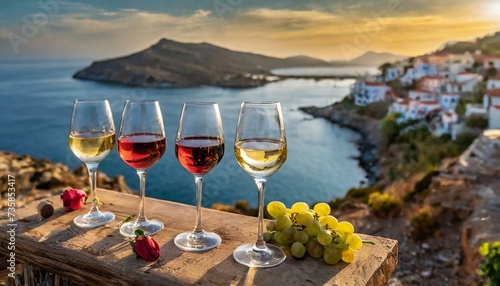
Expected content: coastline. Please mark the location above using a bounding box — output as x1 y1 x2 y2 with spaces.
299 101 385 185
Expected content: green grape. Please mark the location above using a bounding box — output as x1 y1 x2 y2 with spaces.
346 233 363 250
313 202 331 217
306 237 324 258
267 201 287 219
263 231 272 242
342 248 355 263
317 229 333 246
281 227 296 244
294 230 309 244
274 231 285 245
296 211 314 225
338 221 354 234
333 236 348 250
286 208 292 218
306 219 322 236
320 215 339 230
291 242 306 258
323 246 342 265
291 202 309 214
266 220 276 231
275 215 293 231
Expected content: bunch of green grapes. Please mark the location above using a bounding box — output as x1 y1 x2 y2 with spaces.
264 201 364 265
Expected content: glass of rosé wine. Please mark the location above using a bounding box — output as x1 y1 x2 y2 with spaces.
68 100 116 228
174 102 224 251
118 100 166 237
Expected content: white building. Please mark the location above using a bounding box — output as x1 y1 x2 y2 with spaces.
486 76 500 90
485 89 500 129
417 76 446 93
439 93 460 111
445 72 482 93
352 80 392 106
385 67 400 81
434 111 459 136
409 90 437 101
490 105 500 129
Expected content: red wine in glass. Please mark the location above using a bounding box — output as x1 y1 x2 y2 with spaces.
175 136 224 175
118 133 166 169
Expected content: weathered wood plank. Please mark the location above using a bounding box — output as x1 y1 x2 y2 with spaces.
0 189 398 285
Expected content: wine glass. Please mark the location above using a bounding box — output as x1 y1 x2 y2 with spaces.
68 100 116 228
174 102 224 251
117 100 166 237
233 101 287 267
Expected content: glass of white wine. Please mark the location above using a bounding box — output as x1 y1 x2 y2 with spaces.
233 101 287 267
68 100 116 228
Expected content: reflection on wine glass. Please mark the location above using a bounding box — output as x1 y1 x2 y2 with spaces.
118 100 166 237
174 102 224 251
68 100 116 228
233 101 287 267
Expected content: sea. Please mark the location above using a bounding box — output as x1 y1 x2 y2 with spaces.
0 60 375 208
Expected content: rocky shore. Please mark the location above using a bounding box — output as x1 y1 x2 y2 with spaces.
299 103 386 183
0 151 132 209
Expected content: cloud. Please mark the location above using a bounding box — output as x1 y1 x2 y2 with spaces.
0 1 498 60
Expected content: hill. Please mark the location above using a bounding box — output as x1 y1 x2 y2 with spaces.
330 51 407 67
73 38 332 88
436 31 500 56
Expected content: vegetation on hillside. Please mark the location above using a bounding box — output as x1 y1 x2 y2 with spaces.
438 32 500 56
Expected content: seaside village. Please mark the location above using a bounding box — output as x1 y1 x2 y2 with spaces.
351 50 500 138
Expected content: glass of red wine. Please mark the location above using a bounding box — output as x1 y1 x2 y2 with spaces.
117 100 166 237
174 102 224 251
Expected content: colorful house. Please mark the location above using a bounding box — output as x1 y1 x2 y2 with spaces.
445 72 482 93
352 80 392 106
416 76 446 93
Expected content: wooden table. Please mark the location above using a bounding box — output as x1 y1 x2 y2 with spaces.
0 189 398 286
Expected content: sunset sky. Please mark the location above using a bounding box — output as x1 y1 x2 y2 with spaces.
1 0 499 61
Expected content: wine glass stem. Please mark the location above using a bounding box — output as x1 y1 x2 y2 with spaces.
86 163 99 214
254 178 267 250
193 174 204 234
137 170 147 222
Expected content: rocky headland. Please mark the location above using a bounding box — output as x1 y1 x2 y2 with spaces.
73 38 332 88
299 102 386 183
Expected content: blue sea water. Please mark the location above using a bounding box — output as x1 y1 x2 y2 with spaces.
0 59 367 208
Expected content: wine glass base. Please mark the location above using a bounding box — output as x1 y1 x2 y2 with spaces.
233 243 286 268
119 219 164 237
174 231 221 252
73 211 115 228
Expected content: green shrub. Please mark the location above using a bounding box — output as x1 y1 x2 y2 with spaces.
455 132 478 152
465 114 489 129
329 186 378 209
410 206 439 241
405 170 440 202
478 241 500 286
368 192 401 217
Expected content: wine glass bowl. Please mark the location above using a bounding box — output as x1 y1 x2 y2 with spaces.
118 100 166 237
174 102 224 252
233 101 287 267
68 100 116 228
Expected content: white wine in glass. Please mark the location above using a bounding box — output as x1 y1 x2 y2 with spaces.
233 101 287 267
68 100 116 228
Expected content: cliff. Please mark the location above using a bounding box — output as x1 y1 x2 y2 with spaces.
73 38 332 88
